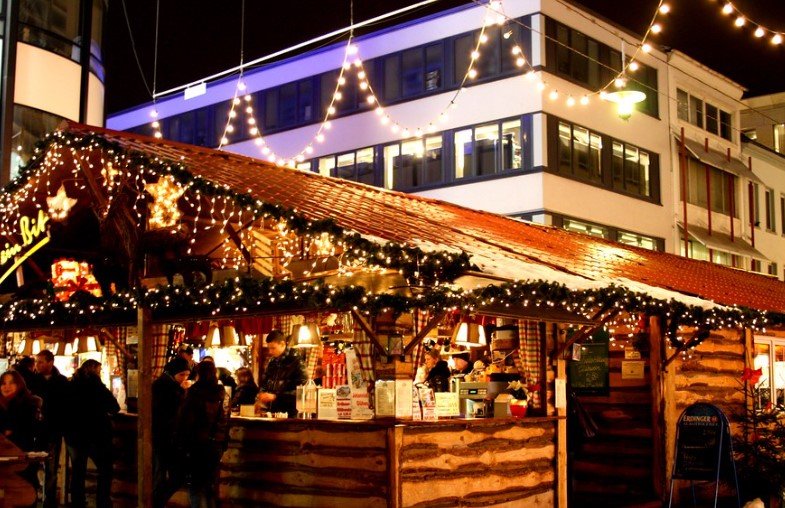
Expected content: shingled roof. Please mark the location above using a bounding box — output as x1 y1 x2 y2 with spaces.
62 122 785 313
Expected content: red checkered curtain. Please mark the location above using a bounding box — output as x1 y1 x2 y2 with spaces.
350 317 375 383
151 324 169 378
411 309 430 379
517 320 542 409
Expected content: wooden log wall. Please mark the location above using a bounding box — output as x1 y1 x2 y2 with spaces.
399 419 557 507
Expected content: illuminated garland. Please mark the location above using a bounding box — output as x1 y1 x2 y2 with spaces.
0 277 775 348
7 129 472 285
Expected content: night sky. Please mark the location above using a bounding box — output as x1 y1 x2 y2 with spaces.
104 0 785 114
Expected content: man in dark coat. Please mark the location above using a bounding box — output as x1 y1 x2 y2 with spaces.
33 350 69 507
258 330 307 417
152 357 191 508
65 359 120 508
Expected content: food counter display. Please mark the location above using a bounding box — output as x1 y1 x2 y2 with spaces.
108 413 560 508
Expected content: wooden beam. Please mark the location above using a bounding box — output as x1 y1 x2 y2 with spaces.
403 311 446 355
648 316 665 500
554 306 617 359
350 309 386 356
99 327 134 361
556 323 568 508
225 223 252 266
136 308 153 507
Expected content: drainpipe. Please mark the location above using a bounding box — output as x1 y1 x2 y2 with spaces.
680 128 689 257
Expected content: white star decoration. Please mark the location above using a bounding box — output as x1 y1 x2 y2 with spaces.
47 184 77 221
145 176 185 229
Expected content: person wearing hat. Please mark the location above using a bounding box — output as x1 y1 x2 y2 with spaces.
152 357 191 508
257 330 307 417
451 352 474 376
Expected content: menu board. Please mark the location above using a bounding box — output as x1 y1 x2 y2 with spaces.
569 342 609 395
673 403 727 480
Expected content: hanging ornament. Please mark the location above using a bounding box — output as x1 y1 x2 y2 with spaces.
145 176 185 229
46 184 77 221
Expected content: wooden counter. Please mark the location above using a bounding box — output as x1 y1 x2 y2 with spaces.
111 414 559 507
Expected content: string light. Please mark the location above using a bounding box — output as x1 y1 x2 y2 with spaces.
715 2 785 45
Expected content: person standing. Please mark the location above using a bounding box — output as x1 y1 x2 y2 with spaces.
152 358 191 508
33 350 69 508
231 367 259 408
0 370 42 451
257 331 307 417
65 360 120 508
176 360 228 508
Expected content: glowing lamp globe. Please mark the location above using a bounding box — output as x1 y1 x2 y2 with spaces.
603 90 646 120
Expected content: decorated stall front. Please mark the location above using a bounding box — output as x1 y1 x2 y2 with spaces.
1 123 784 507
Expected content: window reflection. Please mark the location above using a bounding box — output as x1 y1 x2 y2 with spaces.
11 105 65 180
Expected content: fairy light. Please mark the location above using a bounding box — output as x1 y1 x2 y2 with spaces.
715 2 785 45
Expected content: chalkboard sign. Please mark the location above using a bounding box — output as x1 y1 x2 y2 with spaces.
673 403 726 480
568 342 609 395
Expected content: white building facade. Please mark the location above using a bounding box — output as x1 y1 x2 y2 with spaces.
107 0 785 279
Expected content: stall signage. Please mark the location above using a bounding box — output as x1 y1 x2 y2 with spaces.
0 210 50 285
568 342 610 395
673 403 728 480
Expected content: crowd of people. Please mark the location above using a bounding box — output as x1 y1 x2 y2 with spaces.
0 329 307 508
0 351 118 508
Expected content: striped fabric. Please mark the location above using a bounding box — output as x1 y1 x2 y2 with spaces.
517 320 542 409
151 324 169 378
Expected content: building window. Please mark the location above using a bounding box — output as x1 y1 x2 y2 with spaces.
454 119 524 179
612 141 651 197
775 124 785 154
768 262 779 277
676 89 733 141
557 121 602 182
326 147 375 185
780 195 785 235
753 338 785 410
751 259 762 272
563 219 609 239
753 183 760 227
383 135 443 190
546 19 658 117
11 105 66 179
684 159 736 216
765 188 775 231
616 231 657 250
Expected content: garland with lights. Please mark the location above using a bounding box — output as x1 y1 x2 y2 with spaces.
0 277 777 349
7 129 472 284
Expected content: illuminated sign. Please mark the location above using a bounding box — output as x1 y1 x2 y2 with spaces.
0 209 50 285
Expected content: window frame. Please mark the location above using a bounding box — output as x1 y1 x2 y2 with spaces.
753 336 785 411
676 88 734 142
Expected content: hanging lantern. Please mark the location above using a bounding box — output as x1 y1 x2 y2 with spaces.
291 323 320 348
451 318 487 348
207 321 240 347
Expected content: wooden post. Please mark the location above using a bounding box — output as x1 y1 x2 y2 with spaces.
387 425 403 508
648 316 665 499
556 325 568 508
661 325 677 504
137 308 153 507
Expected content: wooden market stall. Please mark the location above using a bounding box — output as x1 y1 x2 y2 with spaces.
1 123 785 507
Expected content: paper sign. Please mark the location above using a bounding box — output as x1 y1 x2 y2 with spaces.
418 386 437 421
375 380 395 417
350 385 374 420
411 386 422 420
435 392 460 417
395 380 413 418
621 360 645 379
336 385 352 419
624 349 642 360
317 389 338 419
572 343 582 361
127 369 139 398
555 379 567 409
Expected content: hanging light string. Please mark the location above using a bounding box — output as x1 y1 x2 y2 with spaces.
217 0 247 149
718 1 784 45
149 0 163 139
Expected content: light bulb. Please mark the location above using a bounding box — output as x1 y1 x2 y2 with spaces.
471 50 480 60
151 121 160 128
338 76 346 86
249 127 258 135
244 94 252 101
722 3 733 15
375 107 384 116
754 27 765 37
468 68 478 79
245 106 253 113
479 34 488 43
614 77 627 88
154 132 163 139
254 138 263 146
262 147 271 154
220 136 229 144
316 133 325 143
580 95 589 106
229 110 237 118
566 96 576 107
353 58 362 67
327 106 336 115
734 16 745 27
515 57 525 67
324 121 332 129
651 23 662 34
237 80 247 91
773 34 783 45
548 90 559 101
629 61 640 71
358 70 366 79
334 91 343 100
503 30 512 39
359 81 369 90
380 116 389 125
347 44 359 55
525 70 537 80
305 146 314 154
536 81 546 91
659 4 670 14
366 95 376 104
512 46 521 55
226 124 234 133
150 109 159 118
391 124 399 133
233 97 241 105
642 43 652 53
